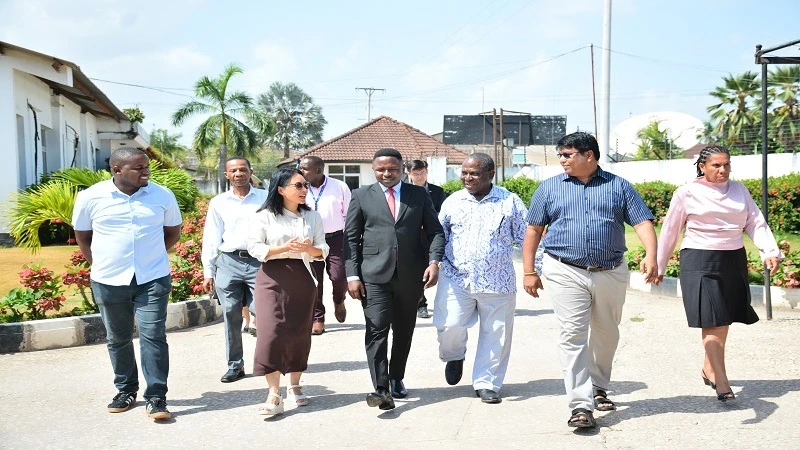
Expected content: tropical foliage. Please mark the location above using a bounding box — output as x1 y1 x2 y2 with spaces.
633 120 683 160
5 164 198 252
257 82 326 158
123 106 145 124
706 66 800 154
150 128 188 163
172 64 268 192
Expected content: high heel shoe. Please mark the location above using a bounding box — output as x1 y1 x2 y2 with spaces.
701 370 716 390
258 392 284 416
286 385 309 407
717 391 735 402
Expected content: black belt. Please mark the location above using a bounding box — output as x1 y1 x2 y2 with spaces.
325 230 343 238
545 251 622 272
226 250 255 259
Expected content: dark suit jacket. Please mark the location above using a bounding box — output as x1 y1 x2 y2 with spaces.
345 182 444 285
426 183 446 213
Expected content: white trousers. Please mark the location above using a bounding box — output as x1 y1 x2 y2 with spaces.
433 272 516 391
542 253 628 411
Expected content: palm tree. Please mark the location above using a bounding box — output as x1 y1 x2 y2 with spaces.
634 120 682 160
768 65 800 151
707 71 760 151
171 64 265 193
150 128 187 162
257 82 326 159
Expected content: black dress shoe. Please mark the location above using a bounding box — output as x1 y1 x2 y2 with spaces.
445 359 464 385
475 389 501 404
390 379 408 399
366 388 395 410
220 367 245 383
417 306 431 319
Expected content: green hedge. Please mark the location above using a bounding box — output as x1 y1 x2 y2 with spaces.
632 181 677 225
439 177 540 207
740 173 800 233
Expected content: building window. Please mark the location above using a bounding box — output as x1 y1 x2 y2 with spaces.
328 164 360 189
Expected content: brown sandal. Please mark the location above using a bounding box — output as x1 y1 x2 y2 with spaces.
568 408 596 428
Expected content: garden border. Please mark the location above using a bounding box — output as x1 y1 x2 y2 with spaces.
628 272 799 310
0 296 222 354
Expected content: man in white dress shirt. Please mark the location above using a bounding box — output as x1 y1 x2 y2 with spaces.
434 153 527 404
299 156 352 335
73 147 182 420
202 157 267 383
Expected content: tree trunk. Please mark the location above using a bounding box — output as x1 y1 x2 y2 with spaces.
219 142 228 193
283 137 290 159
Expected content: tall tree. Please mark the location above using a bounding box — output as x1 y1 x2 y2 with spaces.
149 128 187 162
707 71 760 152
171 64 265 193
257 82 326 159
768 65 800 151
634 120 682 160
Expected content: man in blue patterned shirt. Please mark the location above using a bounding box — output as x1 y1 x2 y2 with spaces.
433 153 528 404
522 132 658 428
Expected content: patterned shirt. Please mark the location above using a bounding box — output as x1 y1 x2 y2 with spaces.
526 167 654 269
439 185 528 294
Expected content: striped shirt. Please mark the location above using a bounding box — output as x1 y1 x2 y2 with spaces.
526 167 654 269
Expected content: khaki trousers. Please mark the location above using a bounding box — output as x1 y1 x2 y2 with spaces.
542 253 628 411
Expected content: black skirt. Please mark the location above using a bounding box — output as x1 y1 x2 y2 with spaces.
679 248 759 328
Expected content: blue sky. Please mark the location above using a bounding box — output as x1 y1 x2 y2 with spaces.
2 0 798 150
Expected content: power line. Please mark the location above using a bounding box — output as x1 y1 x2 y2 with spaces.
355 87 385 121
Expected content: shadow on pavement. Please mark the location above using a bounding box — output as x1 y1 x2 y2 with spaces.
594 378 800 427
305 360 369 374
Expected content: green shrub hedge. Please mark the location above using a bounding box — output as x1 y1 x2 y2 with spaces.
632 181 677 225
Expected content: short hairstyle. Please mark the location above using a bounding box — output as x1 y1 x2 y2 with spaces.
465 153 495 173
300 155 324 169
694 145 730 177
373 148 403 162
406 159 428 171
109 147 147 168
556 132 600 160
226 156 251 169
258 167 311 215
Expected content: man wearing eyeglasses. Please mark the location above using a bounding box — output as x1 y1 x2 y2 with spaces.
299 156 352 335
201 157 267 384
521 132 658 429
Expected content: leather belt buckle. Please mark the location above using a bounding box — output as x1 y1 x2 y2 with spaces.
236 250 251 259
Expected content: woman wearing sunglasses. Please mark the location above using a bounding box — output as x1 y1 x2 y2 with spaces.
247 167 329 416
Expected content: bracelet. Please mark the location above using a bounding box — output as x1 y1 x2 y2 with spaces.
523 272 538 276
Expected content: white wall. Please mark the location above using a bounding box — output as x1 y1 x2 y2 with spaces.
521 153 800 185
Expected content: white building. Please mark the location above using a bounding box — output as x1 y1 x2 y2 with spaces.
0 41 149 236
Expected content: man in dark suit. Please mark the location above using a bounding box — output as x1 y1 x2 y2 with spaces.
405 159 446 319
345 148 445 410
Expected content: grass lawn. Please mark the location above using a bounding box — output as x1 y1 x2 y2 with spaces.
0 245 86 311
624 225 800 255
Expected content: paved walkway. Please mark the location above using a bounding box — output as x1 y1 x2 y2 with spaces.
2 265 799 449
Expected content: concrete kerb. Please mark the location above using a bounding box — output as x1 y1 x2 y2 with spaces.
0 296 222 354
627 271 799 309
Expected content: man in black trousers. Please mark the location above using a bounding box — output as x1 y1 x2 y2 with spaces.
405 159 446 319
345 148 445 410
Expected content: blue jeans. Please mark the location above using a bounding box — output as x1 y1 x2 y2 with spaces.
92 275 171 400
213 252 258 370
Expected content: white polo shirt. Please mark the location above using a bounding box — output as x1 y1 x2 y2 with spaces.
72 179 183 286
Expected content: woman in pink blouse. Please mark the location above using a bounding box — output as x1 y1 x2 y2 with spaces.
656 145 781 402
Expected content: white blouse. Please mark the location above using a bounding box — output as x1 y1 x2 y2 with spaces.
247 207 330 285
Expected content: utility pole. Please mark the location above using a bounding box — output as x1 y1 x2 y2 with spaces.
598 0 612 168
355 87 385 121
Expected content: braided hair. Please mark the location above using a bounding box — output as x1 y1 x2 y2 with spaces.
694 145 730 177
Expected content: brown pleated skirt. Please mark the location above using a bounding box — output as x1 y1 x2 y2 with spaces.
252 259 316 376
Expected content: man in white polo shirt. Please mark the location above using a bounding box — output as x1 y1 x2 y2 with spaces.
201 157 267 383
299 155 352 335
73 147 182 420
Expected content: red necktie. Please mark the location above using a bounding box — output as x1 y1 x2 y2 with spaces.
387 187 396 219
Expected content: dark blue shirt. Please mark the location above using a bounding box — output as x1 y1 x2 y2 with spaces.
526 167 654 269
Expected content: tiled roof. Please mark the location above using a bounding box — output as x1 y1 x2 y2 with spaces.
279 116 468 166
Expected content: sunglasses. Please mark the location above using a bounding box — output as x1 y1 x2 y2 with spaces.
285 182 311 190
556 151 582 160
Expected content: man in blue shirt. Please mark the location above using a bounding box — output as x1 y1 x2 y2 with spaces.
522 132 658 428
434 154 528 404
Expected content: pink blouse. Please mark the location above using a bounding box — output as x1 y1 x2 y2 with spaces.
656 178 781 276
